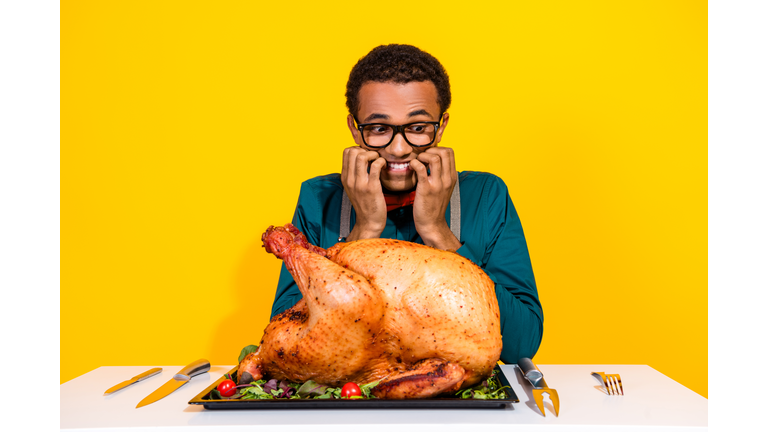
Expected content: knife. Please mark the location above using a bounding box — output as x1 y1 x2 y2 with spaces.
518 357 560 417
135 359 210 408
103 367 163 395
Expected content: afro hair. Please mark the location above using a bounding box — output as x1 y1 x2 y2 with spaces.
345 44 451 118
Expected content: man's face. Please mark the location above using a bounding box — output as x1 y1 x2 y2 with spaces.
347 81 449 192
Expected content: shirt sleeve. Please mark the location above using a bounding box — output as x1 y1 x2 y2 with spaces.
454 175 544 362
269 181 322 317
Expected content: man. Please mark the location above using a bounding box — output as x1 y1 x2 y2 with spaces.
270 44 543 362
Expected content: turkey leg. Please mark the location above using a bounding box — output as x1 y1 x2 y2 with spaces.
371 358 468 399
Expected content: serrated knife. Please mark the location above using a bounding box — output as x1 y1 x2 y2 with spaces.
518 357 560 417
135 359 210 408
103 367 163 395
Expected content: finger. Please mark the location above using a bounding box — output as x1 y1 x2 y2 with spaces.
417 151 442 180
425 147 455 186
368 157 386 181
410 158 429 185
355 150 380 183
342 147 354 186
343 147 368 186
450 152 458 185
345 146 364 177
437 147 456 185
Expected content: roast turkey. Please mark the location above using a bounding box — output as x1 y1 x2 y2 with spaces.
238 223 502 399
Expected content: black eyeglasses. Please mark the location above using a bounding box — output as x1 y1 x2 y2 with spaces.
354 117 441 148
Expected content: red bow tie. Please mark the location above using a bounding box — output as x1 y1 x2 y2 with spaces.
383 190 417 212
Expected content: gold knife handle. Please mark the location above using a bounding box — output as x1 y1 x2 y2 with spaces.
175 359 211 380
131 367 163 382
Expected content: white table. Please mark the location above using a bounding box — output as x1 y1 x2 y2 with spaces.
61 364 707 431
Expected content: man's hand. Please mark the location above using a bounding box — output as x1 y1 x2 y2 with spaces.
410 147 462 251
341 146 387 241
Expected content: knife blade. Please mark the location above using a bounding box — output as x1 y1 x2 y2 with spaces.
518 357 560 417
104 367 163 395
135 359 210 408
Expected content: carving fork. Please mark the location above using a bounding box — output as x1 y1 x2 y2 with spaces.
518 357 560 417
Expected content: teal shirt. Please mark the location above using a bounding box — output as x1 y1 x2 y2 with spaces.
270 171 543 362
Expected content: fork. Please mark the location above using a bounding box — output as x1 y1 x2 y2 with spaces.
591 372 624 395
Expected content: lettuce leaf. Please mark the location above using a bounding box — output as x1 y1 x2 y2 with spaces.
237 345 259 363
296 380 330 398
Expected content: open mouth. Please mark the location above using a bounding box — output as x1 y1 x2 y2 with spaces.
387 162 411 172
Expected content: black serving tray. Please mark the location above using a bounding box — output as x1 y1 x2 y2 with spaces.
189 365 518 410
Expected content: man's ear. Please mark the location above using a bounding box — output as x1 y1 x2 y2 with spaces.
347 114 361 145
435 112 450 144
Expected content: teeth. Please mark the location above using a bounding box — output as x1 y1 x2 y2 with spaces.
388 162 409 170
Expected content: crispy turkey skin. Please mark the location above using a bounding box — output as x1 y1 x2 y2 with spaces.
238 224 502 399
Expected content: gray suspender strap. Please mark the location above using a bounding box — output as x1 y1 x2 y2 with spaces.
338 176 461 242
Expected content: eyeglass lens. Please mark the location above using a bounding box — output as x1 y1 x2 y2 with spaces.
362 123 436 147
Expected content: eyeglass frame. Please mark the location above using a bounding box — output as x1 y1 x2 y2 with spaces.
353 116 443 149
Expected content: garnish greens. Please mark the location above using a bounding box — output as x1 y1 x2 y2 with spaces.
239 379 380 400
456 369 510 399
224 345 508 401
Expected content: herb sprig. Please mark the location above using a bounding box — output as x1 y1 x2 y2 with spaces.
456 369 510 399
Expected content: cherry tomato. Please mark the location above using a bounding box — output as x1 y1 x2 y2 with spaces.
217 379 237 397
341 382 362 398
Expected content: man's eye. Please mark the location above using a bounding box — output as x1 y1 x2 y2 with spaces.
369 126 390 134
407 124 428 133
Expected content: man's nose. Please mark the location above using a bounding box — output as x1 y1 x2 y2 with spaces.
387 132 412 158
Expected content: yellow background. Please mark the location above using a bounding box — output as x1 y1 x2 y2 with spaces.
62 1 707 397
